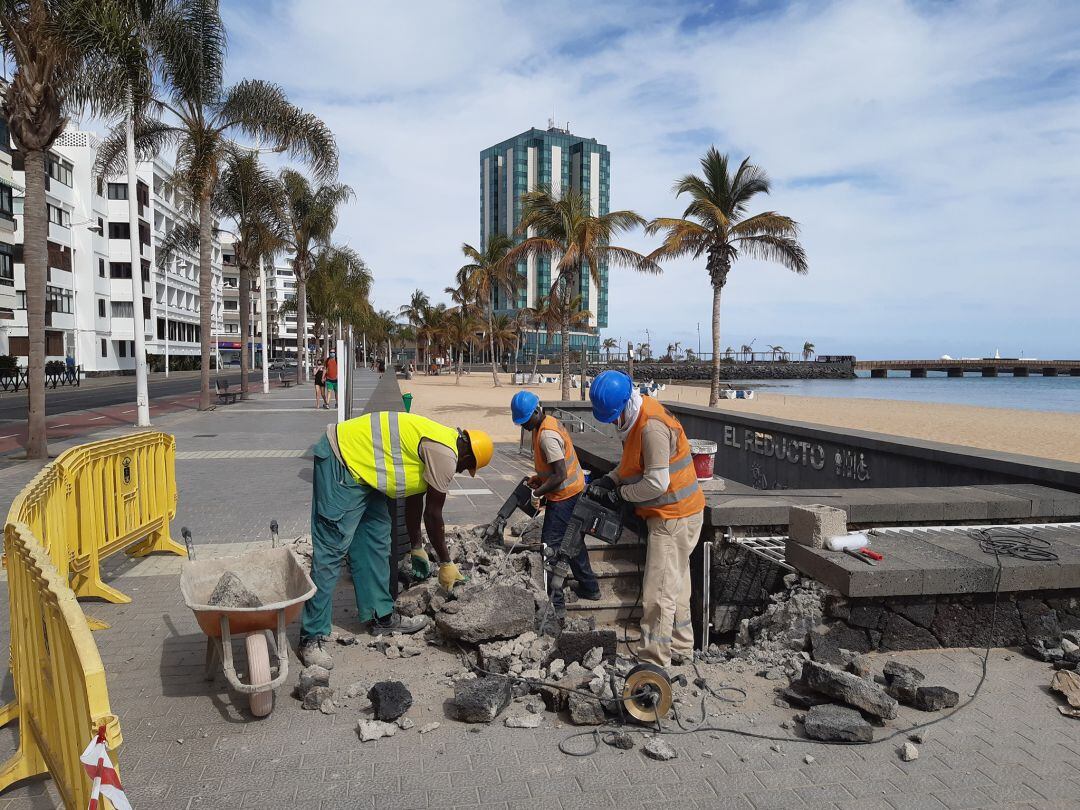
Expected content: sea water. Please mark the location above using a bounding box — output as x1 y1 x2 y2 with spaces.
760 372 1080 414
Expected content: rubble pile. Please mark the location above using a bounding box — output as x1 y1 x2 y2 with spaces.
1025 628 1080 669
206 571 263 608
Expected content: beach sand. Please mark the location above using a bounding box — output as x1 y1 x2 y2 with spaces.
401 372 1080 463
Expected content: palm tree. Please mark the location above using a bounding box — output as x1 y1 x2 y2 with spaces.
803 341 815 361
627 341 635 381
1 1 131 457
768 344 785 361
399 289 430 366
416 303 448 373
460 234 516 387
602 337 618 362
310 246 372 357
445 306 482 383
508 185 660 399
214 152 286 398
489 313 517 369
647 148 808 406
98 2 338 409
279 170 353 383
740 342 755 362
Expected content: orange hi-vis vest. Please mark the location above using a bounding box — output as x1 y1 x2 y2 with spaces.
532 415 586 501
616 397 706 519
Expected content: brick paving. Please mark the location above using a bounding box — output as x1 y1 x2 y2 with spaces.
2 373 1080 807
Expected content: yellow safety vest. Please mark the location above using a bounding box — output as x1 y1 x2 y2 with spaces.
336 412 461 498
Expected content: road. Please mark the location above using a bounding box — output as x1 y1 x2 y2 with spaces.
0 370 255 457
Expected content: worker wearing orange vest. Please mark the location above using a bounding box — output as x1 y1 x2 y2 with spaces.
589 371 706 668
511 391 601 617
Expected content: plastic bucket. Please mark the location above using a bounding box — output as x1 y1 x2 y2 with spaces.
689 439 717 481
402 392 413 413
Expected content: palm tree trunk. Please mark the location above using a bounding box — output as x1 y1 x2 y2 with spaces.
455 346 462 385
709 280 723 407
560 312 571 400
295 272 307 384
488 310 500 387
23 150 48 459
198 194 213 411
531 328 540 380
239 263 251 399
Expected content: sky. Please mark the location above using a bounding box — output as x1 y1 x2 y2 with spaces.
223 0 1080 360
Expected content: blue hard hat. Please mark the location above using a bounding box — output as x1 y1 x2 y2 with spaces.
590 370 634 423
511 390 541 425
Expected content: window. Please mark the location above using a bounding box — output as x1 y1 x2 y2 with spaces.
97 217 104 233
108 222 130 240
223 300 238 311
98 298 106 318
47 156 73 187
45 285 72 315
143 297 151 320
109 262 132 279
98 258 105 278
0 183 12 221
0 244 12 288
118 341 127 358
157 318 165 339
100 339 108 358
96 177 104 198
47 203 69 227
110 301 134 318
107 183 128 200
16 291 26 309
47 241 72 272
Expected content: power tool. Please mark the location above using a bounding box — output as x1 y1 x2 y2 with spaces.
482 476 539 546
546 485 643 594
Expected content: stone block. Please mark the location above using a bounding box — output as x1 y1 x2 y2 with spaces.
809 624 872 666
802 703 873 743
788 505 848 549
914 686 959 711
881 613 940 651
802 660 898 720
367 681 413 722
554 629 617 665
435 585 537 643
449 676 512 723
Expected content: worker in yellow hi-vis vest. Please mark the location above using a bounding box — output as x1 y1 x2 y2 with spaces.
298 410 494 670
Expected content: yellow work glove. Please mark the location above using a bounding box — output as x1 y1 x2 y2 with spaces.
438 562 465 591
410 548 431 579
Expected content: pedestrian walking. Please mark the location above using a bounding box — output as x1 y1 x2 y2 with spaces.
325 351 338 407
313 358 328 409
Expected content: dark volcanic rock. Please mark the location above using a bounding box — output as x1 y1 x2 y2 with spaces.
778 684 832 709
802 660 898 720
881 613 940 651
1018 600 1061 642
883 661 925 685
847 605 887 631
207 571 262 608
802 704 873 743
367 681 413 721
567 692 605 725
604 731 635 750
554 629 617 666
810 624 872 665
449 677 512 723
435 586 536 643
891 601 936 629
886 676 919 706
914 686 959 712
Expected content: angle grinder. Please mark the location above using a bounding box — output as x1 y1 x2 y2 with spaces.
621 663 674 723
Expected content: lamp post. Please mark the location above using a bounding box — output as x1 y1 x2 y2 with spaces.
260 254 269 393
124 111 151 427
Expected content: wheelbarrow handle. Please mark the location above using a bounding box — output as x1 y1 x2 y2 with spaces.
269 519 279 548
181 526 195 561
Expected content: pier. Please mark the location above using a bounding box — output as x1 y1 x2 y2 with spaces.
855 359 1080 378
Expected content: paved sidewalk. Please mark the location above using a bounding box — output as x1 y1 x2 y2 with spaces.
2 374 1080 808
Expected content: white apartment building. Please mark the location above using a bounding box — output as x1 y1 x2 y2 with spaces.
7 126 223 373
0 119 17 349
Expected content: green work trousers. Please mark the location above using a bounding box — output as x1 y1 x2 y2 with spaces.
300 434 394 641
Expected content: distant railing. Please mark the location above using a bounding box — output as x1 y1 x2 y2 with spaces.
0 366 83 392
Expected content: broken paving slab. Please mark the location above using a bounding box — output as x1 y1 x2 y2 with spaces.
448 676 512 723
435 585 537 643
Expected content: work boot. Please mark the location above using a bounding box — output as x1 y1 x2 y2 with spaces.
297 636 334 670
372 612 430 636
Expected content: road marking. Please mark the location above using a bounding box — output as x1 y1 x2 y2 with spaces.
176 449 309 460
89 416 107 421
219 408 331 413
53 423 69 428
0 434 17 439
121 410 134 414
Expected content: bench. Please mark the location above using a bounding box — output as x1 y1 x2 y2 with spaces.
278 373 293 389
215 378 239 405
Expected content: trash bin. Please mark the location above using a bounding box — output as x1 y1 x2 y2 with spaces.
402 393 413 412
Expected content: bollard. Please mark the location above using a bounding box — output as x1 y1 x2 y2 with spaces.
402 392 413 413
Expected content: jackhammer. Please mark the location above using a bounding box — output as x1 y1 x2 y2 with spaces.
482 476 539 546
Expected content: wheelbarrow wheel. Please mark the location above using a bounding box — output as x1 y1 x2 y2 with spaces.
245 632 274 717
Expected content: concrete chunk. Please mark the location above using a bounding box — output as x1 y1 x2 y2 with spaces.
449 676 512 723
435 586 536 643
803 703 873 743
802 660 898 720
789 505 848 549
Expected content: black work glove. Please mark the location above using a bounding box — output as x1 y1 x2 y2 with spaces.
588 474 616 494
587 481 621 511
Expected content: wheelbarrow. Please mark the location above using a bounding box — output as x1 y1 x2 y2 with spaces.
179 521 315 717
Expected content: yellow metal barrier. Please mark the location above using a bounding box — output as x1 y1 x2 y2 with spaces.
6 431 185 603
0 522 123 808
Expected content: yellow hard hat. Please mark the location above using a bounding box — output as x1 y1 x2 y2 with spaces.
464 429 493 476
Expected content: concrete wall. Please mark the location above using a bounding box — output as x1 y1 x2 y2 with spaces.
590 360 855 381
546 400 1080 493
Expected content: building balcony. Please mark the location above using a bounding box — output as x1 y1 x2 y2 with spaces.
222 284 239 297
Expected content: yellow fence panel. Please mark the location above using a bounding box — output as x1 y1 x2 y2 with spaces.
6 431 185 604
0 523 122 809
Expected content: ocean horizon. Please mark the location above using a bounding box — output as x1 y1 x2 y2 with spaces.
746 371 1080 414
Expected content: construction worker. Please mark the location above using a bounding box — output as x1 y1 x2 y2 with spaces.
298 410 495 669
588 370 705 668
510 391 601 616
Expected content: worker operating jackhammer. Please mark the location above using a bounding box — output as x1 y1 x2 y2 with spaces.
588 371 705 668
510 391 601 620
298 410 494 670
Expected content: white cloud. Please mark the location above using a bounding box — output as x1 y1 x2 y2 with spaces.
223 0 1080 359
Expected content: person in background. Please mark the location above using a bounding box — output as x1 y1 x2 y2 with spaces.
298 410 495 669
510 391 601 618
325 351 339 407
588 370 705 668
313 357 328 409
65 352 76 383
